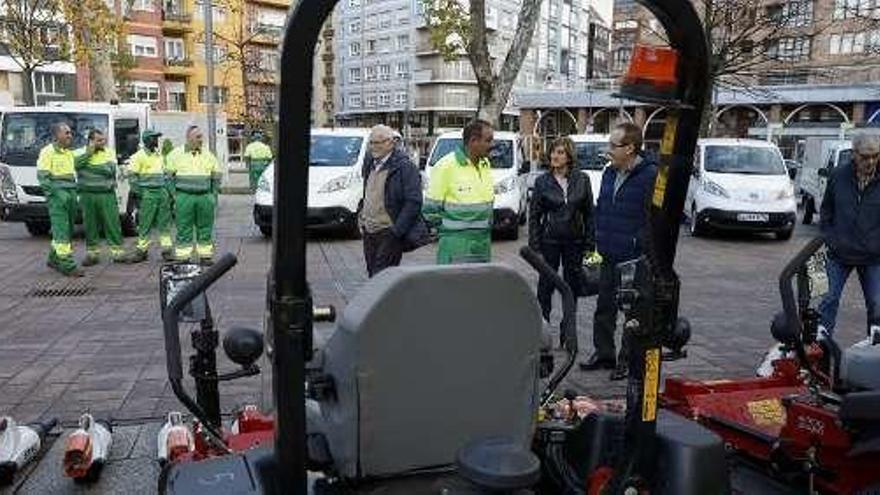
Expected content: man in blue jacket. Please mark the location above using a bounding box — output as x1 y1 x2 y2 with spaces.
360 125 428 277
580 123 657 380
818 132 880 336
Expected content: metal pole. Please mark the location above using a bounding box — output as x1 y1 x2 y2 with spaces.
204 0 217 154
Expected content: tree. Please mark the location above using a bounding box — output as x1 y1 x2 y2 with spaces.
421 0 543 127
63 0 129 102
1 0 70 105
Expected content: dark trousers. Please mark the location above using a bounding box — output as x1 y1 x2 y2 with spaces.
537 241 583 321
363 229 403 277
592 259 626 360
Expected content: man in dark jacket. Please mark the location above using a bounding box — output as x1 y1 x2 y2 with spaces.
818 132 880 335
580 123 657 380
360 125 428 277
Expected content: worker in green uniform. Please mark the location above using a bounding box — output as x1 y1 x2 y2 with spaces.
423 119 496 264
126 129 173 262
166 125 222 264
37 123 83 277
75 128 125 265
243 130 273 192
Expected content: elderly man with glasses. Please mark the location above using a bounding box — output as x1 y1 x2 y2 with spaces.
818 131 880 338
359 125 428 277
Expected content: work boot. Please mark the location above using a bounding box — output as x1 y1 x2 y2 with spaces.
198 257 214 267
161 249 174 262
81 254 100 267
48 260 84 278
124 250 148 264
67 267 85 278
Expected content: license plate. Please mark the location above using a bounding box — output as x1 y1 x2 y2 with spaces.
737 213 769 222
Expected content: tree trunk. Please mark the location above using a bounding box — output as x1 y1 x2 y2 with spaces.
21 67 36 105
476 80 502 128
89 47 119 102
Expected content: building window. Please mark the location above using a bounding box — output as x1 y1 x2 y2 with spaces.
379 64 391 80
550 0 559 18
349 42 361 56
128 34 158 57
766 36 811 61
34 73 66 97
760 71 809 85
365 66 377 81
365 94 377 108
194 0 226 22
828 32 867 54
833 0 876 19
166 82 187 111
378 92 390 106
396 61 409 79
128 81 160 103
348 0 360 7
132 0 154 11
258 48 279 72
164 38 185 60
380 14 392 28
198 85 228 104
397 34 410 50
349 67 362 83
366 39 376 55
395 91 407 105
613 47 631 70
349 93 362 108
379 37 390 53
349 21 360 33
194 42 226 62
398 12 409 24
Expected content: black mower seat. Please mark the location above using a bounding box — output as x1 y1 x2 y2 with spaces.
840 342 880 391
456 436 541 491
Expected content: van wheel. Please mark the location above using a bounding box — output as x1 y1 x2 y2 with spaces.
802 197 815 225
775 228 794 241
259 225 272 237
25 220 50 237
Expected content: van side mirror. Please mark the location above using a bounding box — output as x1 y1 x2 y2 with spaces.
818 167 829 178
788 167 798 181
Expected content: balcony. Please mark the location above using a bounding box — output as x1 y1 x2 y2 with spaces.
414 94 477 110
248 25 284 45
163 57 194 75
162 10 193 31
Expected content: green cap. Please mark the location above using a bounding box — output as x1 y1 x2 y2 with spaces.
142 129 162 141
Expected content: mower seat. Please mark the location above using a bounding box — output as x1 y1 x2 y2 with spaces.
840 341 880 391
311 264 543 480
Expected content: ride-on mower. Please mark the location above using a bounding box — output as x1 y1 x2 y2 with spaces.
154 0 880 492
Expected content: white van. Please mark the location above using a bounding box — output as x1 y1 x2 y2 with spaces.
686 138 797 240
569 133 610 203
254 127 371 237
423 130 528 240
798 138 851 225
0 104 146 236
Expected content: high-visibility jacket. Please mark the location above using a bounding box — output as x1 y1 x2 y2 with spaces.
36 144 77 193
74 147 118 193
129 148 168 189
243 141 273 166
423 148 495 263
166 146 222 194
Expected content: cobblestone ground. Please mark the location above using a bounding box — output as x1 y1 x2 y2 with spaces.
0 194 867 494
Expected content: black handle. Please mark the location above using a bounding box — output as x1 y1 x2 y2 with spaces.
520 246 578 405
778 236 826 381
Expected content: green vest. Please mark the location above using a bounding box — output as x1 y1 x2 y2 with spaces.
36 144 77 191
129 148 167 188
75 147 118 193
244 141 273 167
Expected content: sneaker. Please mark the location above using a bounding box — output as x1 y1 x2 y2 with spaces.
81 255 100 267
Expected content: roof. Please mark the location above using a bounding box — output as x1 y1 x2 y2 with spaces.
698 138 777 148
512 83 880 109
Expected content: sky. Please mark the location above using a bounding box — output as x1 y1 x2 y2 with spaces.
593 0 614 27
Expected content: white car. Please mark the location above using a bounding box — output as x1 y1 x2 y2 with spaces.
686 138 797 240
423 130 529 240
569 133 610 203
254 128 371 237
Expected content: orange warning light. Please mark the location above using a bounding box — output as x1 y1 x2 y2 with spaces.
619 45 680 103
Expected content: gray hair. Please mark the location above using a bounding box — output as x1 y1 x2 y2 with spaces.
370 124 395 141
852 131 880 151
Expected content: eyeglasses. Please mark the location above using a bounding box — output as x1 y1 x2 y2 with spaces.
369 138 391 145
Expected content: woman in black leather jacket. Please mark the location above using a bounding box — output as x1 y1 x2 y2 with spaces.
528 136 596 322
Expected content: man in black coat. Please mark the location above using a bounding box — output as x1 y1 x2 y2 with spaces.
818 132 880 336
360 125 428 277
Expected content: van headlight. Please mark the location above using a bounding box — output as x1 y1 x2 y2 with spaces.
319 172 358 193
701 179 729 198
256 172 271 194
494 176 517 195
0 165 18 203
776 185 794 200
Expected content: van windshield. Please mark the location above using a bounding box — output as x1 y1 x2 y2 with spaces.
309 135 364 167
428 138 513 169
704 145 786 175
0 112 109 167
575 141 609 170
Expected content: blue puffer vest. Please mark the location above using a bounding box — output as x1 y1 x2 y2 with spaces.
595 156 658 263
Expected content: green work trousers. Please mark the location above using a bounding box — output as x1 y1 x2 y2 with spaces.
436 229 492 265
174 191 216 260
247 161 269 192
46 188 78 273
80 191 124 259
136 187 173 253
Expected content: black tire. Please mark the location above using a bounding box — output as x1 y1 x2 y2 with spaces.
802 197 815 225
775 228 793 241
25 220 50 237
259 225 272 237
689 205 704 237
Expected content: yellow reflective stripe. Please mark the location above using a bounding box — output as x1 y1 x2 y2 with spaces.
137 238 151 251
196 244 213 257
109 246 125 256
441 218 492 230
159 235 173 249
175 246 193 259
52 241 73 256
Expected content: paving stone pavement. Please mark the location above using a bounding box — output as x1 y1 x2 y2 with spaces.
0 194 868 494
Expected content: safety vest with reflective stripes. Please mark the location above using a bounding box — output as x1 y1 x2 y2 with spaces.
129 148 167 188
423 148 494 232
36 144 77 191
74 147 117 192
243 141 273 166
166 146 222 193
